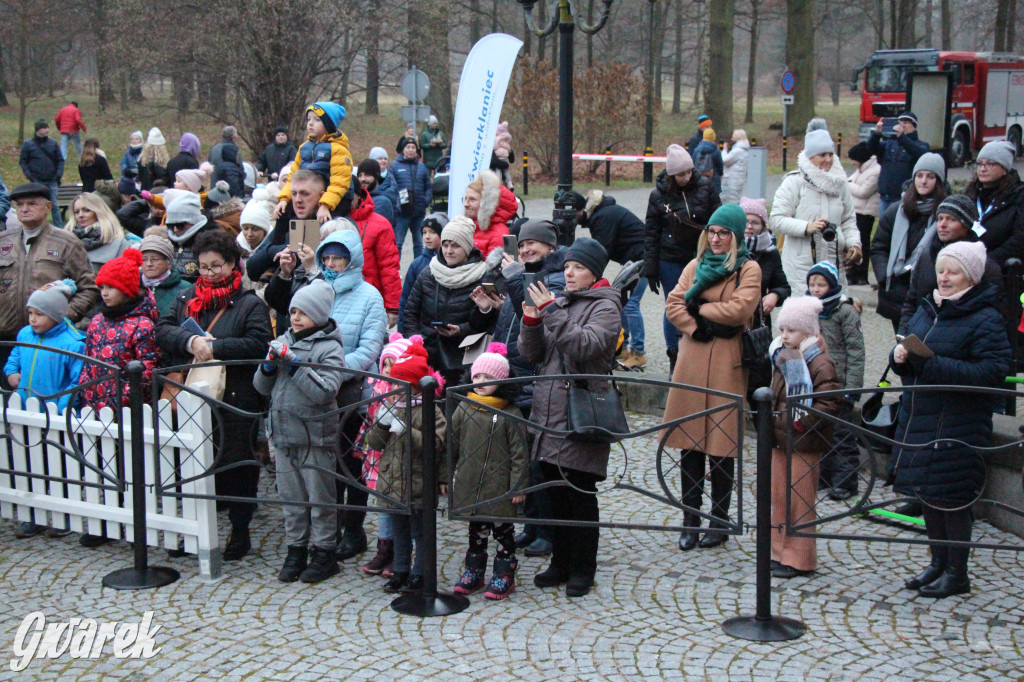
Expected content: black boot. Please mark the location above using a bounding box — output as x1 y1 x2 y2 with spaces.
278 545 308 583
918 546 970 598
300 545 340 583
223 525 251 561
336 526 368 561
534 527 570 587
679 450 705 551
678 514 700 551
904 545 946 590
514 526 536 548
699 457 733 549
566 526 599 597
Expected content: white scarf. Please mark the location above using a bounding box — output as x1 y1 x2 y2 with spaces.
796 151 847 198
428 256 487 289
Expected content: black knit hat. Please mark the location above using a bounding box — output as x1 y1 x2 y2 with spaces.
848 142 871 164
356 158 382 184
567 191 586 211
936 194 978 228
563 237 609 278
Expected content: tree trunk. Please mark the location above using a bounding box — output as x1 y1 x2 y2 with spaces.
586 0 594 68
744 0 759 124
995 0 1011 51
365 33 379 115
786 0 815 134
877 0 886 49
940 0 951 49
924 0 932 46
408 1 454 128
1009 0 1017 51
470 0 481 45
707 0 734 138
672 0 683 114
0 48 8 107
692 8 705 107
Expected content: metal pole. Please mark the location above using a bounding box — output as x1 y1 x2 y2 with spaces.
837 131 843 159
721 387 805 641
605 145 612 187
782 104 789 172
391 377 469 617
523 150 529 196
643 0 655 184
551 0 578 247
102 361 180 590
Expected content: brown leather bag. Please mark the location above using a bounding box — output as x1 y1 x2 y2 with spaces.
159 307 226 408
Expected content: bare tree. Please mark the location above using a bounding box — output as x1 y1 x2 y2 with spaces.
408 1 454 130
707 0 735 137
785 0 815 133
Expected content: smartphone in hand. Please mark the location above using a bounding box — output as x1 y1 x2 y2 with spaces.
522 272 541 306
503 234 518 259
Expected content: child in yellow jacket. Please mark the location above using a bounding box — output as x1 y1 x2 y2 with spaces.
275 101 352 223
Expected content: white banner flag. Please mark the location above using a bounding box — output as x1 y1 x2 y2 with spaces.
448 33 523 217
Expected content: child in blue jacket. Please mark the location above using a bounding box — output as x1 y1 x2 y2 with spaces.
4 279 85 414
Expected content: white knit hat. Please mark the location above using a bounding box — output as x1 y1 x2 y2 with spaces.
803 129 834 158
776 296 823 335
239 196 272 233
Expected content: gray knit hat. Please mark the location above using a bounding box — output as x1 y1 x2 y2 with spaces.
803 129 835 158
139 235 175 262
977 140 1016 171
421 212 449 235
913 152 946 182
26 279 77 323
563 237 609 278
165 193 204 226
289 279 334 328
518 219 558 248
936 194 978 227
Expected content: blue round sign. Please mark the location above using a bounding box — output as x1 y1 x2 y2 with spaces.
781 70 795 94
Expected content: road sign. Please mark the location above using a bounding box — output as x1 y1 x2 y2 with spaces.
781 70 795 94
401 105 432 123
781 95 794 105
402 69 430 102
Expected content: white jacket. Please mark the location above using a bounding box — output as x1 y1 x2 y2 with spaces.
720 140 750 203
769 151 859 296
847 156 880 217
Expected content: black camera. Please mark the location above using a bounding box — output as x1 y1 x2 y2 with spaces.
821 221 838 242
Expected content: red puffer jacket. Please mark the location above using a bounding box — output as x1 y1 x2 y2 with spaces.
474 181 517 258
350 194 402 314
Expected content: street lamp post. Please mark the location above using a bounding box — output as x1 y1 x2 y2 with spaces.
644 0 656 183
519 0 615 245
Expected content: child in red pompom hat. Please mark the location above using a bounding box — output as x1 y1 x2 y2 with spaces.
449 341 527 601
365 340 447 593
79 248 161 411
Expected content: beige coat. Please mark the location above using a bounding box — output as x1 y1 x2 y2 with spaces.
662 258 761 457
847 156 881 217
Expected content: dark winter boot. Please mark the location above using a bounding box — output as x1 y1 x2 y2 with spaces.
699 457 733 548
361 539 394 575
679 450 705 551
918 547 970 598
453 551 489 595
533 527 570 587
383 571 410 593
904 545 947 590
336 526 368 561
223 525 251 561
278 545 308 583
483 555 518 600
678 513 701 551
300 545 340 583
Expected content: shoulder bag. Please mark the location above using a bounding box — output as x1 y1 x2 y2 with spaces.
558 349 629 444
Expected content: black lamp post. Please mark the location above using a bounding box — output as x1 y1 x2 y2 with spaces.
518 0 615 245
644 0 656 183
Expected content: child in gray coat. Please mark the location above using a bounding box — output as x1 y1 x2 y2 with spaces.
253 279 346 584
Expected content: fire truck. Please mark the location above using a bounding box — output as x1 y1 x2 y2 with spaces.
852 49 1024 167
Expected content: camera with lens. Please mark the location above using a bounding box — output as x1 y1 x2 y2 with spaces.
821 221 838 242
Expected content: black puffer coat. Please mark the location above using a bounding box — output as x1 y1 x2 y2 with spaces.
748 245 790 305
897 233 1003 335
586 195 645 264
401 248 494 372
888 283 1010 506
871 201 934 322
968 170 1024 267
644 169 721 276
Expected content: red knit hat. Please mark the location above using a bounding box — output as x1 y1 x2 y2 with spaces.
96 248 143 298
389 342 432 385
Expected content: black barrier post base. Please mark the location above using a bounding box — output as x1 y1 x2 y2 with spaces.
103 566 180 591
390 592 470 617
102 362 181 591
722 387 805 641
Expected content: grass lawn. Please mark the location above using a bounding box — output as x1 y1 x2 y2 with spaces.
1 89 862 191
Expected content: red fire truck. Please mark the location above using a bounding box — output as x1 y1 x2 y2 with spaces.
853 49 1024 166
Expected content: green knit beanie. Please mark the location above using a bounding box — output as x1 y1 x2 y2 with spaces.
707 203 748 242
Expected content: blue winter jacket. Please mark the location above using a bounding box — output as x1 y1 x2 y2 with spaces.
371 185 396 226
314 231 387 373
0 171 9 223
398 248 436 334
19 135 64 183
867 130 930 201
4 320 85 412
390 156 432 216
888 283 1011 506
692 140 724 194
378 171 401 213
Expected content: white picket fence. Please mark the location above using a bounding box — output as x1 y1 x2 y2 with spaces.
0 384 221 581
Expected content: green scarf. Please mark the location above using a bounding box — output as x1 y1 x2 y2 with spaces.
683 245 749 302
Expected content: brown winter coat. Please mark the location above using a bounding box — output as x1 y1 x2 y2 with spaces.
518 282 622 479
770 336 842 453
367 398 447 509
449 399 528 518
662 258 761 457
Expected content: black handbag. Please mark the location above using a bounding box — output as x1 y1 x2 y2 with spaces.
559 351 629 444
741 297 773 390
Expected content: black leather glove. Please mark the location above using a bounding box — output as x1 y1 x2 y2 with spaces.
686 299 704 320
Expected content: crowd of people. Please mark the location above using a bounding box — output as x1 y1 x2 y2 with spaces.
0 102 1019 603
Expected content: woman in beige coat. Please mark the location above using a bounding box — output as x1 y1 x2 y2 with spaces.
662 204 761 551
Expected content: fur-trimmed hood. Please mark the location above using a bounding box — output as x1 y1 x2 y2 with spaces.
584 189 604 218
476 170 518 231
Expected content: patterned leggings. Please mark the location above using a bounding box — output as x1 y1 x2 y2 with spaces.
468 521 516 557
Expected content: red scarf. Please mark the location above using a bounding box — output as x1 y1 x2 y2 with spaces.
186 270 241 319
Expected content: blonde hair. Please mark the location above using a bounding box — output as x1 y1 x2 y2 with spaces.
139 142 170 167
732 129 748 143
695 229 739 270
466 176 484 193
64 192 125 244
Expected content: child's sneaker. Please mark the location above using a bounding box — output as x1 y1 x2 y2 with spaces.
483 555 518 600
452 552 488 595
361 539 394 575
14 522 43 538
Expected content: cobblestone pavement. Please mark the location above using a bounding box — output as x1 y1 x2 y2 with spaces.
2 413 1023 680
